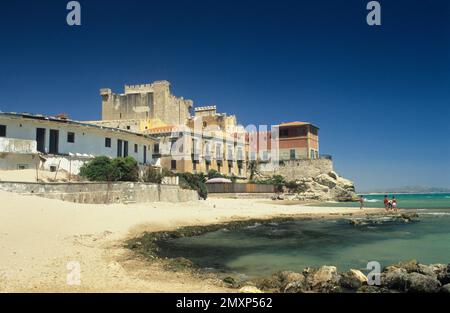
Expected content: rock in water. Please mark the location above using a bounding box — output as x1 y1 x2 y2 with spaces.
406 272 441 293
340 269 368 290
437 264 450 285
306 266 341 292
440 284 450 293
381 268 409 291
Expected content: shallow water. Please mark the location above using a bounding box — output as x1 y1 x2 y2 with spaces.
157 194 450 278
320 192 450 209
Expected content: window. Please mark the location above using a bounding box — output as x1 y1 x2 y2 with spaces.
216 144 222 160
126 126 131 130
262 151 269 161
290 149 296 160
227 145 233 160
134 144 138 153
171 160 177 170
67 132 75 143
237 148 243 161
154 143 160 154
0 125 6 137
280 129 289 138
228 160 233 174
105 138 111 148
310 149 315 159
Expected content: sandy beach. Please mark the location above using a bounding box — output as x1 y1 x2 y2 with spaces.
0 190 382 292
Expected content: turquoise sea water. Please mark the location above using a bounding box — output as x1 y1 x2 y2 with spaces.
157 193 450 278
319 192 450 210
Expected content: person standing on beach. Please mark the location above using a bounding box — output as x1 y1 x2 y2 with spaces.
384 195 389 212
392 196 398 212
359 195 365 210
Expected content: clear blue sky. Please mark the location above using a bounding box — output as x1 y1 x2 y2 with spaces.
0 0 449 191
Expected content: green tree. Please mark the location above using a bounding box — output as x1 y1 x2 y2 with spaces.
178 172 208 200
112 157 139 182
79 156 119 181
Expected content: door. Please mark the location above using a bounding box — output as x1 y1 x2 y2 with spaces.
290 149 296 160
49 129 59 154
36 128 46 153
117 140 123 157
143 145 147 164
123 141 128 157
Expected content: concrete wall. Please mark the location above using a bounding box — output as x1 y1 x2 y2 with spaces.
0 181 198 204
0 153 40 170
259 158 334 180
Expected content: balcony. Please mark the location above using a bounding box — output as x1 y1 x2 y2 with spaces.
0 137 37 154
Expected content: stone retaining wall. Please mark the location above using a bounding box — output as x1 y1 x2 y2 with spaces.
0 181 198 204
259 158 334 180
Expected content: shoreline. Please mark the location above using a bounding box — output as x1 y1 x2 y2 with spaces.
0 190 388 292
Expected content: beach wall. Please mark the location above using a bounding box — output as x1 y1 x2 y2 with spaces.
259 158 334 180
0 181 198 204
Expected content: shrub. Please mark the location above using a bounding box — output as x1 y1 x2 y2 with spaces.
252 175 286 193
178 172 208 200
79 156 138 182
112 157 139 182
285 180 300 193
144 167 163 184
79 156 119 181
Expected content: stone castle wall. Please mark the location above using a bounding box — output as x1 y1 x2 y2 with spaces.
259 158 334 180
101 81 193 126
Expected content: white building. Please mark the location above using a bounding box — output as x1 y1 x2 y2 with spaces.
0 112 156 174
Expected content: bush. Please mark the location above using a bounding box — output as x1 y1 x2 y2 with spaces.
79 156 138 182
112 157 139 181
252 175 286 193
79 156 119 181
285 180 300 193
178 172 208 200
144 167 163 184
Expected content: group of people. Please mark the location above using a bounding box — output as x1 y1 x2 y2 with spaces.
358 195 398 212
384 195 398 212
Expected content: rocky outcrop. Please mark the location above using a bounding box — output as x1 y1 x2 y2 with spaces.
240 261 449 293
280 171 358 202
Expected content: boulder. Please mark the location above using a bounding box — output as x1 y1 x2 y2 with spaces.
430 263 447 275
340 269 368 290
284 280 308 293
306 266 341 292
381 268 409 291
330 185 358 202
406 272 441 293
279 271 305 285
385 260 419 273
417 264 437 278
437 264 450 285
328 171 338 180
239 286 262 293
440 284 450 293
336 176 356 192
254 273 284 292
313 174 337 189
